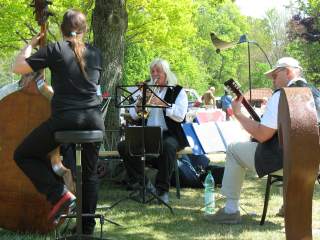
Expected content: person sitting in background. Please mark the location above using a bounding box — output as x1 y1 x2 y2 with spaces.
204 57 312 224
221 90 233 120
117 58 189 204
209 86 216 96
201 88 216 108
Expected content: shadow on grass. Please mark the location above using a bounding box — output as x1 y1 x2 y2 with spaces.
97 179 284 240
3 172 320 240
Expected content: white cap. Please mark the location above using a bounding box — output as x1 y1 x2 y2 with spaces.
264 57 302 78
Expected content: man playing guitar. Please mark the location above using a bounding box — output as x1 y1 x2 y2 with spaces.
204 57 310 224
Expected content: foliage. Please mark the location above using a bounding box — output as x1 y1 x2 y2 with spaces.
285 0 320 86
191 0 249 95
0 0 90 86
124 0 206 92
0 0 32 52
0 0 90 53
251 62 272 89
245 17 275 90
0 1 32 86
286 39 320 85
0 53 17 87
122 0 252 95
0 0 279 95
263 8 291 62
3 0 320 97
123 43 151 84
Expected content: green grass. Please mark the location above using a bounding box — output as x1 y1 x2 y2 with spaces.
1 171 320 240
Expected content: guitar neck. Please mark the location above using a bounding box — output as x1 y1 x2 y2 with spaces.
240 95 261 122
224 79 261 122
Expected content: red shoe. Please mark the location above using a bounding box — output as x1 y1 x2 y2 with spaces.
48 191 76 224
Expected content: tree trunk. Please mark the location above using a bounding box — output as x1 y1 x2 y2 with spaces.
92 0 128 150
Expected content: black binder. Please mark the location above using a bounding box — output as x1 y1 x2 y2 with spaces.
125 126 162 157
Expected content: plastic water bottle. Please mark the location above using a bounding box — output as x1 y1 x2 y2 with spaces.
204 170 215 215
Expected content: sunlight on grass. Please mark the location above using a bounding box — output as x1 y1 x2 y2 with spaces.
1 172 320 239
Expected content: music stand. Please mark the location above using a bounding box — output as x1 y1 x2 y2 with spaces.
108 82 173 213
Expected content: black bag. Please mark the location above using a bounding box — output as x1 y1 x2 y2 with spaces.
97 157 128 183
171 154 210 188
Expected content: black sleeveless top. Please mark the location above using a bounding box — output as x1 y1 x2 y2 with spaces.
163 85 189 149
254 80 319 177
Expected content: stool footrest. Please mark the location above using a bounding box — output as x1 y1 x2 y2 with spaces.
61 213 104 218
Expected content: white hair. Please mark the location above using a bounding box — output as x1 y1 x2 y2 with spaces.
149 58 178 86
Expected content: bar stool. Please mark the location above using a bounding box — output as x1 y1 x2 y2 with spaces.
54 130 107 240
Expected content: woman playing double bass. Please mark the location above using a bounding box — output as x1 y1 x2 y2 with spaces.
12 9 104 235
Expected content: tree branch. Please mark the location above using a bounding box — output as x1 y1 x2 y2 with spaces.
25 23 38 35
47 28 57 42
0 44 20 51
15 31 29 44
127 17 165 33
126 30 148 42
14 31 39 51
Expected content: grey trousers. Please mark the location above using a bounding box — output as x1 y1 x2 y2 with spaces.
221 141 258 200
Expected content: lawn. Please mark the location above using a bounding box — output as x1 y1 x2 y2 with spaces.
1 161 320 240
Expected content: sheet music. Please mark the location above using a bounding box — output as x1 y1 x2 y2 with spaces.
182 118 251 154
127 86 140 101
181 123 205 155
183 120 250 154
192 122 226 153
215 121 250 148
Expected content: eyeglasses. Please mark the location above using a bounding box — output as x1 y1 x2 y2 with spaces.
271 67 286 79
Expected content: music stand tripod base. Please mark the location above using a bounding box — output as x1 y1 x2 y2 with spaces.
108 126 174 214
55 213 111 240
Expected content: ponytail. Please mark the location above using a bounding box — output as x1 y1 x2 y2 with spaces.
61 9 88 79
69 34 87 79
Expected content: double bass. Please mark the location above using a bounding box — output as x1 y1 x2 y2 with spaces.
0 0 71 233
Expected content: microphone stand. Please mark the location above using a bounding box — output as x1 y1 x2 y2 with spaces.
211 33 272 104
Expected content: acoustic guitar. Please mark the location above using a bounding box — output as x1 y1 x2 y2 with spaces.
224 78 261 122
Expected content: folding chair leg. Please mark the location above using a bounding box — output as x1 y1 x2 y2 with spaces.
260 174 272 225
175 159 180 199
